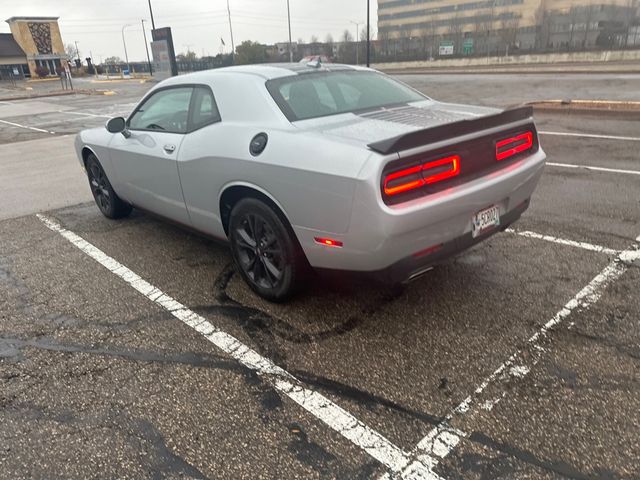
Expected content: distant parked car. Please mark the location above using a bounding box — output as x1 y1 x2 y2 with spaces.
75 63 546 301
299 55 332 64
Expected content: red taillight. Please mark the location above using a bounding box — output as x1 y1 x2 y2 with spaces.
384 155 460 196
314 237 343 248
413 243 443 258
496 131 533 161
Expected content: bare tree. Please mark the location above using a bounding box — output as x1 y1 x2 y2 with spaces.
448 11 464 55
340 29 354 63
582 5 598 49
65 43 78 60
324 33 334 58
499 17 520 55
479 2 496 56
378 30 390 58
623 0 639 46
535 0 553 51
567 6 582 48
427 20 438 59
419 26 430 60
310 35 319 44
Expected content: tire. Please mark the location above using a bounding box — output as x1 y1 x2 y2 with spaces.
86 154 132 219
228 197 306 302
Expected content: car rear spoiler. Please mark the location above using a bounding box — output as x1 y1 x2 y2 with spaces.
367 106 534 155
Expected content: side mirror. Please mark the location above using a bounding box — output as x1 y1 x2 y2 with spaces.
106 117 130 137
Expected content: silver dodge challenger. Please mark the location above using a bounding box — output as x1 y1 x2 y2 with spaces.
76 63 546 301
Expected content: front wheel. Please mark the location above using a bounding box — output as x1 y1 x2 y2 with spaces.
228 198 306 302
86 154 132 219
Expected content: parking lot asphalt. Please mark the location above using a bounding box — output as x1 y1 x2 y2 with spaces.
0 73 639 479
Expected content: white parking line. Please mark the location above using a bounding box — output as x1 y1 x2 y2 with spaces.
60 110 111 118
539 131 640 142
505 229 621 256
0 119 55 135
36 214 439 477
386 240 640 479
546 162 640 176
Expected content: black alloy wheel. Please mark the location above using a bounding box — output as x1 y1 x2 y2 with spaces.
229 198 306 301
86 154 132 219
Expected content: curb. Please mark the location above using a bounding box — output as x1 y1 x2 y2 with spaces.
529 99 640 114
0 89 111 102
383 66 640 75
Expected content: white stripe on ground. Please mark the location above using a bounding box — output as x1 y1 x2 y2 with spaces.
36 214 438 477
384 239 639 479
539 131 640 142
0 119 55 134
505 229 621 256
547 162 640 176
60 110 111 118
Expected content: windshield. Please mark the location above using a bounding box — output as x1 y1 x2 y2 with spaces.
266 70 427 121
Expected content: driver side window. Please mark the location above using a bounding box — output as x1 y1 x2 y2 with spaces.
129 87 193 134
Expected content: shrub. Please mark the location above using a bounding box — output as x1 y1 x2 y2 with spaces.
34 65 50 78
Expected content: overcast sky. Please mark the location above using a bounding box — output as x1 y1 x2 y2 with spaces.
1 0 378 62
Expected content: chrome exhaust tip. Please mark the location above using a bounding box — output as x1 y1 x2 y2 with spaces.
405 266 435 283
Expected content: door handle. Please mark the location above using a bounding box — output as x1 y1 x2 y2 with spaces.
163 144 176 153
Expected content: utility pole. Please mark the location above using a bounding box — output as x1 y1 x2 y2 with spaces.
366 0 371 67
122 24 132 75
287 0 293 62
350 21 361 64
227 0 235 63
142 19 153 75
148 0 156 30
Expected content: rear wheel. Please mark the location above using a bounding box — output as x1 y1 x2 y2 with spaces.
86 154 132 219
228 198 306 302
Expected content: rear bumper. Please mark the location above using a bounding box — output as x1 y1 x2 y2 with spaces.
294 149 546 273
366 198 529 284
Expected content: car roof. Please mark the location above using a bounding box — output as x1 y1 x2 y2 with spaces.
162 63 371 85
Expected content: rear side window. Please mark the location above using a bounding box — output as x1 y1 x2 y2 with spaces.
267 70 427 121
189 86 221 131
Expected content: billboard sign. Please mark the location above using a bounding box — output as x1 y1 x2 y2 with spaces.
151 40 172 80
151 27 178 77
439 41 454 56
463 38 474 55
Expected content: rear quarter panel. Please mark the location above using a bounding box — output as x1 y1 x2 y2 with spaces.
178 122 374 239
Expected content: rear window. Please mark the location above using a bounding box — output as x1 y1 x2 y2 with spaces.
266 71 427 121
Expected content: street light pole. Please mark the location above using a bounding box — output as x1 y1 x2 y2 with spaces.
148 0 156 30
142 19 153 76
366 0 371 67
287 0 293 62
227 0 235 63
122 24 132 75
350 21 361 64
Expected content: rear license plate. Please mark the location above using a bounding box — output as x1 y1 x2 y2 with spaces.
472 205 500 238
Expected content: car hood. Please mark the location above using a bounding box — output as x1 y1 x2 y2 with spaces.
293 100 501 148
